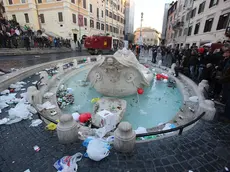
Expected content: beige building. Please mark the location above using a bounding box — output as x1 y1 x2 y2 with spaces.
134 27 161 45
3 0 125 40
171 0 230 48
88 0 125 39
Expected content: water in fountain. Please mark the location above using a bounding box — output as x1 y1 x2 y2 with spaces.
62 69 182 129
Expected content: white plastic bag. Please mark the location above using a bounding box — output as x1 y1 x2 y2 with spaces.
54 153 82 172
86 139 110 161
30 119 43 127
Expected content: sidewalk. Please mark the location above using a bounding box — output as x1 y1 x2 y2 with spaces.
0 47 72 56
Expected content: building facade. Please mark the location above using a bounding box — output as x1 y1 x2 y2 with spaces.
165 1 177 47
0 0 6 18
3 0 125 39
161 3 170 45
171 0 230 48
124 0 135 39
134 27 161 46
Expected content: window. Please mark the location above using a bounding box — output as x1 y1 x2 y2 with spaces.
40 14 45 23
101 10 103 18
118 5 120 10
96 22 100 29
8 0 13 4
12 14 17 21
24 13 29 23
186 11 191 21
113 14 116 20
58 12 63 22
97 8 99 18
109 12 112 18
216 13 230 30
21 0 26 3
71 0 75 3
191 8 196 18
179 29 182 36
188 26 192 36
37 0 42 3
181 15 185 22
204 18 213 32
198 2 205 14
90 19 94 28
83 0 86 9
194 23 200 34
101 23 104 30
106 9 108 16
209 0 218 8
113 27 116 33
117 16 120 21
84 17 87 26
72 14 76 23
147 39 149 41
183 28 188 36
90 4 92 13
110 25 112 32
106 24 108 31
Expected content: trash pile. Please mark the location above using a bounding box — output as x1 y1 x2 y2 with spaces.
0 83 39 125
56 85 74 109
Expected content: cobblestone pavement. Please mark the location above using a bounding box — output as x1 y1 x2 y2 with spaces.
0 51 89 71
1 64 230 172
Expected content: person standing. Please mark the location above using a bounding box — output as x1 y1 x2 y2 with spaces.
24 34 31 51
189 50 198 80
152 47 157 63
218 48 230 120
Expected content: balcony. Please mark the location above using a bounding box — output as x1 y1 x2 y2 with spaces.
172 21 184 30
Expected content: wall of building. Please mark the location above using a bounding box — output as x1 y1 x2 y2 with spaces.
165 1 177 46
171 0 230 48
161 3 170 42
134 27 160 45
124 0 134 35
3 0 125 39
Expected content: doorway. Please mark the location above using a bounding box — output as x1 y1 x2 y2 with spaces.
73 34 77 43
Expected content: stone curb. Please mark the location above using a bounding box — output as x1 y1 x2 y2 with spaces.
0 49 72 57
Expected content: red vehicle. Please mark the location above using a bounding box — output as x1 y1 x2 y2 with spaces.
84 35 123 55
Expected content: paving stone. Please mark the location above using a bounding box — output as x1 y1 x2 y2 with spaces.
1 73 230 172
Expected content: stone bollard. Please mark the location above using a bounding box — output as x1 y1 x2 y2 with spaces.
198 100 216 121
87 57 91 63
57 63 64 74
114 122 136 153
57 114 79 144
39 71 49 86
73 59 78 68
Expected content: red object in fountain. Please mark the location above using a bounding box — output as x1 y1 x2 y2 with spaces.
79 113 92 123
137 88 144 95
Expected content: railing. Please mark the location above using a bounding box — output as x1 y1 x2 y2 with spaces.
35 76 44 90
136 112 206 138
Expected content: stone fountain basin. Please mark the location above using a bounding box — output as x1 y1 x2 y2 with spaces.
92 97 127 127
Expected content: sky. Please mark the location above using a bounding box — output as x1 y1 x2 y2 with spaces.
134 0 173 33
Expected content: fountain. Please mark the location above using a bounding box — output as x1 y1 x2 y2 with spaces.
86 49 153 96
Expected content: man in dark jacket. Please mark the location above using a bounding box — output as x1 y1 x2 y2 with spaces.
218 48 230 119
189 50 198 80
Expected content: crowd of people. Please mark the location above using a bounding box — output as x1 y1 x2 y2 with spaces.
0 17 71 50
132 42 230 122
